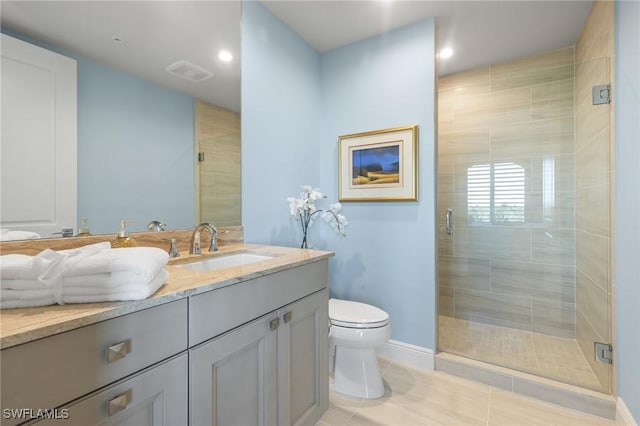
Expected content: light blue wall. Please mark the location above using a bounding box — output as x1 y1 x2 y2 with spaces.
241 1 322 247
242 3 437 349
77 60 194 234
614 1 640 421
319 21 437 348
3 30 195 234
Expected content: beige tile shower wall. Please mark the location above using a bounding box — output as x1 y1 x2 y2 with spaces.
574 0 614 393
195 100 242 227
437 47 576 340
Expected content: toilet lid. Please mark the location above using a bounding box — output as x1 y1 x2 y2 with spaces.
329 298 390 328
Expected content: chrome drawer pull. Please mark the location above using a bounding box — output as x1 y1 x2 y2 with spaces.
107 339 131 363
283 311 293 323
269 318 280 331
108 389 132 417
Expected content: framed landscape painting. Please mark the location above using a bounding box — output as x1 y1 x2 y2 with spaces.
338 125 418 201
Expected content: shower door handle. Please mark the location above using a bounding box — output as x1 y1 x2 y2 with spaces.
445 209 453 235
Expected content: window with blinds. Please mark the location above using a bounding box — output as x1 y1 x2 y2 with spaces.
467 162 525 224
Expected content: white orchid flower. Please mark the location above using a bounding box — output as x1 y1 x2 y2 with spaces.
286 197 298 216
309 188 324 201
287 185 348 247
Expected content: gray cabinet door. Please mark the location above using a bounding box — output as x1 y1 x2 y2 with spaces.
277 289 329 426
190 312 278 426
34 354 188 426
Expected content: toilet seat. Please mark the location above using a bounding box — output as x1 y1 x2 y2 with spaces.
329 298 390 329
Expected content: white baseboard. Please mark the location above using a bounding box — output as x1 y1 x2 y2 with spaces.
617 397 638 426
377 339 434 371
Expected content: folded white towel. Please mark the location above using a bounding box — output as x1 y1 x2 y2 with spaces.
1 270 164 291
0 243 110 280
0 243 168 282
0 230 41 242
62 246 169 280
0 269 168 309
0 295 56 309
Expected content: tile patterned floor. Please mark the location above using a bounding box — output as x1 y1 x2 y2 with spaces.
317 358 614 426
438 315 601 389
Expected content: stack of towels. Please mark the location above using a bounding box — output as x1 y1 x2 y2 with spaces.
0 242 169 309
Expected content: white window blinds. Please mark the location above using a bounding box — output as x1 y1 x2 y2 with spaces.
467 162 525 224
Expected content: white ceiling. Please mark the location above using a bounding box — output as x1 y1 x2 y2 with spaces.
1 1 593 111
262 0 594 77
0 1 242 112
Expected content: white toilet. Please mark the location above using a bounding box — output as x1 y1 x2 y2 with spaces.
328 298 390 399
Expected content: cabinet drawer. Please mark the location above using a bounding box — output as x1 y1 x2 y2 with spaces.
189 260 328 346
34 354 188 426
1 299 188 423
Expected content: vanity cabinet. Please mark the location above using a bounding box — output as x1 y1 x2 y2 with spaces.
33 354 188 426
1 299 188 426
190 288 328 426
0 258 329 426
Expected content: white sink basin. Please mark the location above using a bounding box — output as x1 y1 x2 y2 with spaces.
177 253 274 272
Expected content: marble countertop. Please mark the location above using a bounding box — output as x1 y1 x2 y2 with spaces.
0 243 334 350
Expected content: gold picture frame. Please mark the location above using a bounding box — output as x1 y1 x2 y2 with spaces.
338 125 418 202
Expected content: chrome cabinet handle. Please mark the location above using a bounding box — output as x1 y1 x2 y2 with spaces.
108 389 132 417
107 339 131 363
283 311 293 323
445 209 453 235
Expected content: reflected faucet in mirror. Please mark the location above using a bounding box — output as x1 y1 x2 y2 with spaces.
147 221 167 232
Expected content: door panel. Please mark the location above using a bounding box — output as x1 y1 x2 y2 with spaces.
190 312 277 426
1 34 76 237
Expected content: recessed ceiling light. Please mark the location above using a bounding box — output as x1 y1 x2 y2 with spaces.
439 47 454 59
218 50 233 62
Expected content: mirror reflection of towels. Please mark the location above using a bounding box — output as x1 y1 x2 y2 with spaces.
0 229 42 241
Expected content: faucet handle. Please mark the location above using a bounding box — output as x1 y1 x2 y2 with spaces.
163 238 180 258
208 226 219 252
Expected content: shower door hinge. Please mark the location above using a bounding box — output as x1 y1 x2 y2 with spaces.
198 152 205 162
594 342 613 364
592 84 611 105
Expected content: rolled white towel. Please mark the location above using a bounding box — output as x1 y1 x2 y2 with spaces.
0 269 168 309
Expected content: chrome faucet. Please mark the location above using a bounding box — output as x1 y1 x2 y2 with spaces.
146 220 167 231
190 223 218 254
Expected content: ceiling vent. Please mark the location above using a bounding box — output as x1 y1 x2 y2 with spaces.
165 60 213 82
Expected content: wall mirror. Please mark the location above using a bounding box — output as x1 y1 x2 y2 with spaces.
0 1 241 239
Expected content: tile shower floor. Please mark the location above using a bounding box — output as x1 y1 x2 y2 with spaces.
317 357 612 425
438 315 601 389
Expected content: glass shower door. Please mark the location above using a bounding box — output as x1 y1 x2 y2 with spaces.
436 36 613 393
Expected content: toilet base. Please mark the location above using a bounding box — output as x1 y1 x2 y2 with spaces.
330 346 385 399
